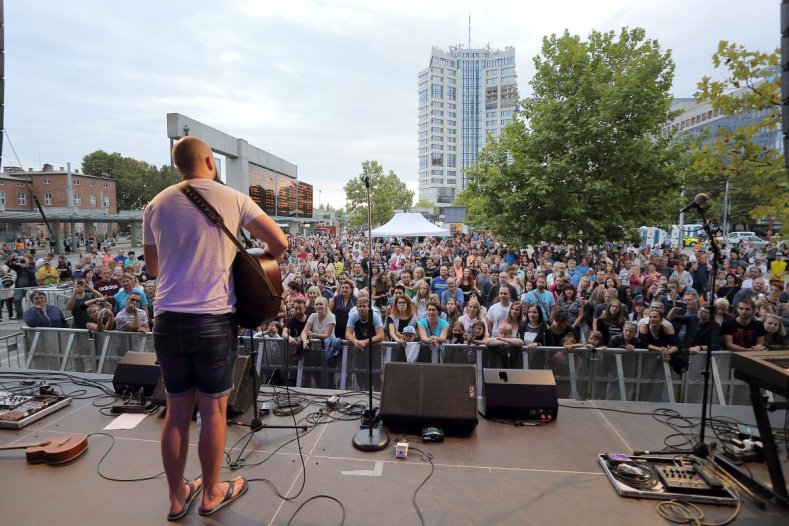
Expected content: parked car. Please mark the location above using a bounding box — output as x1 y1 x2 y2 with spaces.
723 231 768 248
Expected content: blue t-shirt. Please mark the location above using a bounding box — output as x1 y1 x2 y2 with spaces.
417 317 450 337
114 287 148 311
523 289 555 320
346 310 384 338
430 276 448 294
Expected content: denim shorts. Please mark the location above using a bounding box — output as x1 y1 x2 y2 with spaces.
153 311 237 398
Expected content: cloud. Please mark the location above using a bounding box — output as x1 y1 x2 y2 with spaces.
3 0 779 209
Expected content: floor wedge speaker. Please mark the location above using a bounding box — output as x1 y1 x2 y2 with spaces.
483 369 558 422
380 362 478 436
113 352 160 397
114 352 258 414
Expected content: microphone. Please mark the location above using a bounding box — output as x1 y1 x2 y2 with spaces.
679 193 709 214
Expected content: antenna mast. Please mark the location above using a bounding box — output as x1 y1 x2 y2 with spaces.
468 12 471 49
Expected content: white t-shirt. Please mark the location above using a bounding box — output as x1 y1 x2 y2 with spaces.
307 311 336 336
487 301 511 337
143 179 264 316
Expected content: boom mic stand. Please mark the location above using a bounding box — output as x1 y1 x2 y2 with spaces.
352 175 390 451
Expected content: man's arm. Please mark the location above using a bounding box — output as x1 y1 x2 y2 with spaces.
143 245 159 277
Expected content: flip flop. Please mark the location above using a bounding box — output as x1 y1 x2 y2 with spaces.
198 478 249 516
167 477 202 521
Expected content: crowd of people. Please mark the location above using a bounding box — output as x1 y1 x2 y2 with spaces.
2 245 153 333
2 228 788 373
245 230 789 375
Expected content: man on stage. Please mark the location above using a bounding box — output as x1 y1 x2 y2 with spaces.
144 136 287 520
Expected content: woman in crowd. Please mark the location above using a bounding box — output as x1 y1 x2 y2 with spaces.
305 285 321 316
685 305 722 354
451 257 464 281
716 273 741 305
413 281 431 320
85 303 114 332
23 290 68 328
520 304 546 350
763 314 788 349
412 266 426 285
506 266 524 297
458 267 478 304
300 297 342 365
387 295 418 344
444 297 460 326
417 302 450 349
594 299 626 345
458 299 485 334
83 267 96 289
640 308 681 369
506 301 523 338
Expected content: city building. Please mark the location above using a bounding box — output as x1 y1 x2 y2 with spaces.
0 164 124 250
418 45 518 206
167 114 314 234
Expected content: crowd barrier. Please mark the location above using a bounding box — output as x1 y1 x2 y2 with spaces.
7 326 782 405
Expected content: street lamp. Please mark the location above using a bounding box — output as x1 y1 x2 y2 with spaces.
183 124 190 137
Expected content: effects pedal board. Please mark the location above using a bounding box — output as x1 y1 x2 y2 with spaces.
0 392 73 430
655 462 724 493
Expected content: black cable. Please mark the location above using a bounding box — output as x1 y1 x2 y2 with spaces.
285 495 346 526
408 446 435 526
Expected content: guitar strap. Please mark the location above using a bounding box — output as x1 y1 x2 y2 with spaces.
177 181 279 296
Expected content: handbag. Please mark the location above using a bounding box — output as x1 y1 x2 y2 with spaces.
177 182 283 329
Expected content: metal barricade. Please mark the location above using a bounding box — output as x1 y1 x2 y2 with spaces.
21 327 97 372
0 332 26 368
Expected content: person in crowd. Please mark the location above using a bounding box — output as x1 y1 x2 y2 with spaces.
23 290 68 328
594 299 626 345
387 295 418 344
475 263 492 294
413 280 431 320
283 297 310 361
143 281 156 320
330 279 356 340
521 304 546 349
716 273 741 305
538 310 574 347
732 277 767 309
114 291 150 333
345 295 385 360
417 301 450 351
114 273 149 311
300 297 342 366
36 259 60 286
94 267 121 308
85 303 114 332
458 267 479 304
83 267 97 289
443 297 461 326
763 314 788 349
56 255 73 281
487 286 513 338
523 276 556 321
608 322 644 351
448 321 467 344
430 265 450 295
65 279 100 329
681 305 722 354
640 308 682 371
305 285 321 316
722 298 766 352
458 299 485 333
483 321 524 368
0 266 15 321
441 277 465 312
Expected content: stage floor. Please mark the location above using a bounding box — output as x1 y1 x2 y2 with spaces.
0 370 786 526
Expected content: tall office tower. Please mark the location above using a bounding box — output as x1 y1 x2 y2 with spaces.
418 45 518 205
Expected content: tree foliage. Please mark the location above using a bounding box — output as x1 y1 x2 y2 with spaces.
343 160 414 227
460 28 688 247
82 150 180 210
690 41 788 233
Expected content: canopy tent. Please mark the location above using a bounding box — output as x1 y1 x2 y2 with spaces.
370 212 450 237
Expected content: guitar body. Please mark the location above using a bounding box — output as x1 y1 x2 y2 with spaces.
23 433 88 464
233 250 283 329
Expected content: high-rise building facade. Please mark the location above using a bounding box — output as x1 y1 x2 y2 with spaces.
418 45 518 204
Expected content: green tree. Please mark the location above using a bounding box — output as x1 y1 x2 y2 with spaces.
414 199 434 209
460 28 688 247
690 41 788 234
343 161 414 227
82 150 179 210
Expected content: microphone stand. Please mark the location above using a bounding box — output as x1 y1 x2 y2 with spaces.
352 175 390 451
693 207 720 458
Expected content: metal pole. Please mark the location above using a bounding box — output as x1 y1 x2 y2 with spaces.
722 179 730 237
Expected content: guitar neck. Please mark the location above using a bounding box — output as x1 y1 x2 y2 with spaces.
0 441 50 451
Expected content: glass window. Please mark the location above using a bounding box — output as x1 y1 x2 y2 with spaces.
0 192 4 204
432 84 443 98
103 195 110 208
277 177 297 217
44 193 52 206
249 165 277 215
43 178 50 185
74 179 80 186
447 86 456 101
419 90 427 104
419 156 428 169
74 193 81 206
431 153 443 166
447 154 456 167
89 181 96 187
432 110 444 116
90 194 96 207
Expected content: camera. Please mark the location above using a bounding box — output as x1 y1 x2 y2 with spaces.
673 300 686 308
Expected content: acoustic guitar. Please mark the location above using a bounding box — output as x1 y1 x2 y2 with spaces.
0 433 88 464
234 248 283 328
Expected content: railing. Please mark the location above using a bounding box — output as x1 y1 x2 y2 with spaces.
0 332 26 368
11 326 774 405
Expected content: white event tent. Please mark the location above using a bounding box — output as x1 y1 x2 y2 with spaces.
370 212 450 237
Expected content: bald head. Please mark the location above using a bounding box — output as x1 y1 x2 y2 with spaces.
172 136 216 179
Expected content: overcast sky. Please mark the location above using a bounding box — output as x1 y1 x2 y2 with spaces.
3 0 778 209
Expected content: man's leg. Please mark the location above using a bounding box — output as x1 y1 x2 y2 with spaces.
197 393 245 510
161 389 198 515
13 289 25 320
